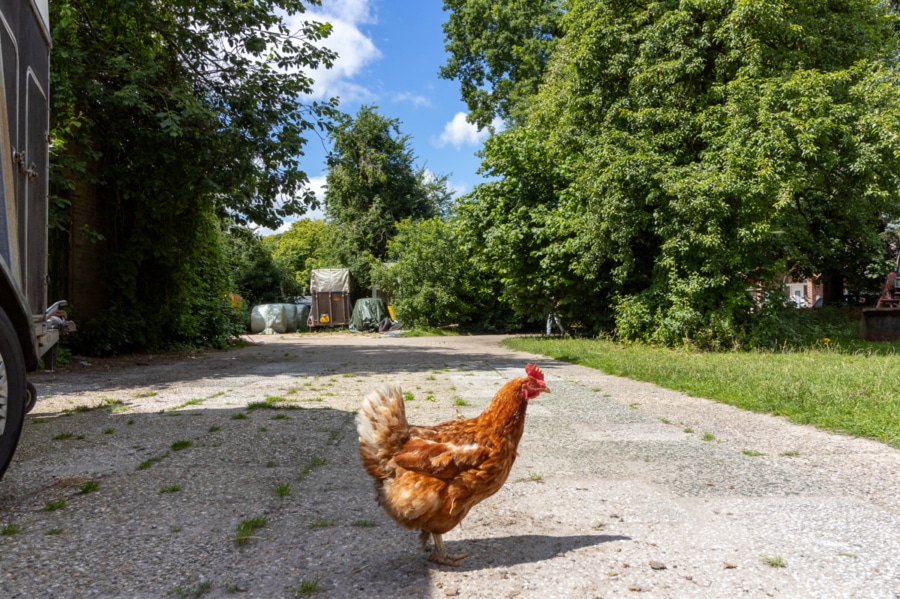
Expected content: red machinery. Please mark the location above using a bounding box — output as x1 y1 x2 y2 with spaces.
859 256 900 341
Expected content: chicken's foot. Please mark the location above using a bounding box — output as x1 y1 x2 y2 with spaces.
419 530 432 552
427 533 466 567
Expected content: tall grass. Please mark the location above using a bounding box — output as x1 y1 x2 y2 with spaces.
505 337 900 448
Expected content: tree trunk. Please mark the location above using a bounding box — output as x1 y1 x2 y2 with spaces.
821 272 845 305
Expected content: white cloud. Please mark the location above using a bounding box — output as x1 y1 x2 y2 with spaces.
436 113 504 148
392 91 431 108
285 0 381 101
448 181 468 197
258 176 328 236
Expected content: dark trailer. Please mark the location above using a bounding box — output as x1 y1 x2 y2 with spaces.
0 0 69 479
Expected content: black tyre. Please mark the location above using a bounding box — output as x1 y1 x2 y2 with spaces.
0 306 27 480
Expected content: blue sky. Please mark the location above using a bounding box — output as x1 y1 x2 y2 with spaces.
266 0 495 232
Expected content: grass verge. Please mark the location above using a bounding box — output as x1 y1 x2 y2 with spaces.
504 337 900 448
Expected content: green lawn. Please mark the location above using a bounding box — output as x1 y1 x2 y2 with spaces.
505 337 900 448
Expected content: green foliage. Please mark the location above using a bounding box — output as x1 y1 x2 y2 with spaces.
50 0 338 354
458 0 900 346
440 0 564 128
267 219 339 293
376 217 523 331
225 226 295 307
325 106 442 289
455 127 612 333
75 214 244 354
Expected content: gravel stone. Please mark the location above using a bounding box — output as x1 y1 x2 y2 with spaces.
0 334 897 598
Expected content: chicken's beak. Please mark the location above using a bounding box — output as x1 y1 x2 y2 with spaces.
542 385 551 394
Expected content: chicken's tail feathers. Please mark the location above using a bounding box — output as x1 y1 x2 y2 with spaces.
357 383 409 481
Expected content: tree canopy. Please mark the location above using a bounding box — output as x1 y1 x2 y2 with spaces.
447 0 900 346
51 0 338 352
440 0 564 128
324 106 448 289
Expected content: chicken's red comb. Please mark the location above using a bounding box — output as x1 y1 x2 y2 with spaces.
525 363 544 381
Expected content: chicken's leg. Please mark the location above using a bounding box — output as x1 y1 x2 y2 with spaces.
427 533 467 566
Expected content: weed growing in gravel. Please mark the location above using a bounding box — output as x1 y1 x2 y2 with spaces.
223 582 246 593
133 391 157 398
46 528 63 535
77 481 100 494
683 427 694 433
403 391 415 401
103 428 114 435
659 418 671 424
171 440 192 451
160 485 182 494
32 417 46 423
837 552 858 558
298 456 328 479
44 499 67 511
426 394 436 402
126 418 135 424
248 401 278 411
271 414 289 420
1 524 21 535
781 450 800 457
742 449 766 457
53 432 74 440
352 520 377 527
310 519 335 528
168 580 211 598
234 516 267 545
266 461 277 468
517 472 544 483
170 526 182 533
112 405 130 414
453 397 469 406
290 579 320 597
702 433 716 442
137 452 170 470
231 413 249 420
167 399 204 412
276 483 291 497
629 402 640 409
762 555 786 568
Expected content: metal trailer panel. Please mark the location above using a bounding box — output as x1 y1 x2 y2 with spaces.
0 0 55 369
0 0 49 317
310 291 351 328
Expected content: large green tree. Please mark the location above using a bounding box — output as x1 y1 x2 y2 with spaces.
324 106 446 289
50 0 338 352
457 0 900 346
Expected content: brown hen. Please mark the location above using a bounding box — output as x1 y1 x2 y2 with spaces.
356 364 549 565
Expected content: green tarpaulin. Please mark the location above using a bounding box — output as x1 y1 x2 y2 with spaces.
350 298 389 333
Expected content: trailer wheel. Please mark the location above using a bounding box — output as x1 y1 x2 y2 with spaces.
0 306 27 480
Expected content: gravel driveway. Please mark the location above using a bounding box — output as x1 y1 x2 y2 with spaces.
1 333 898 598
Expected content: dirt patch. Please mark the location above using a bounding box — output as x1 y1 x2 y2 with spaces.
1 333 898 598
